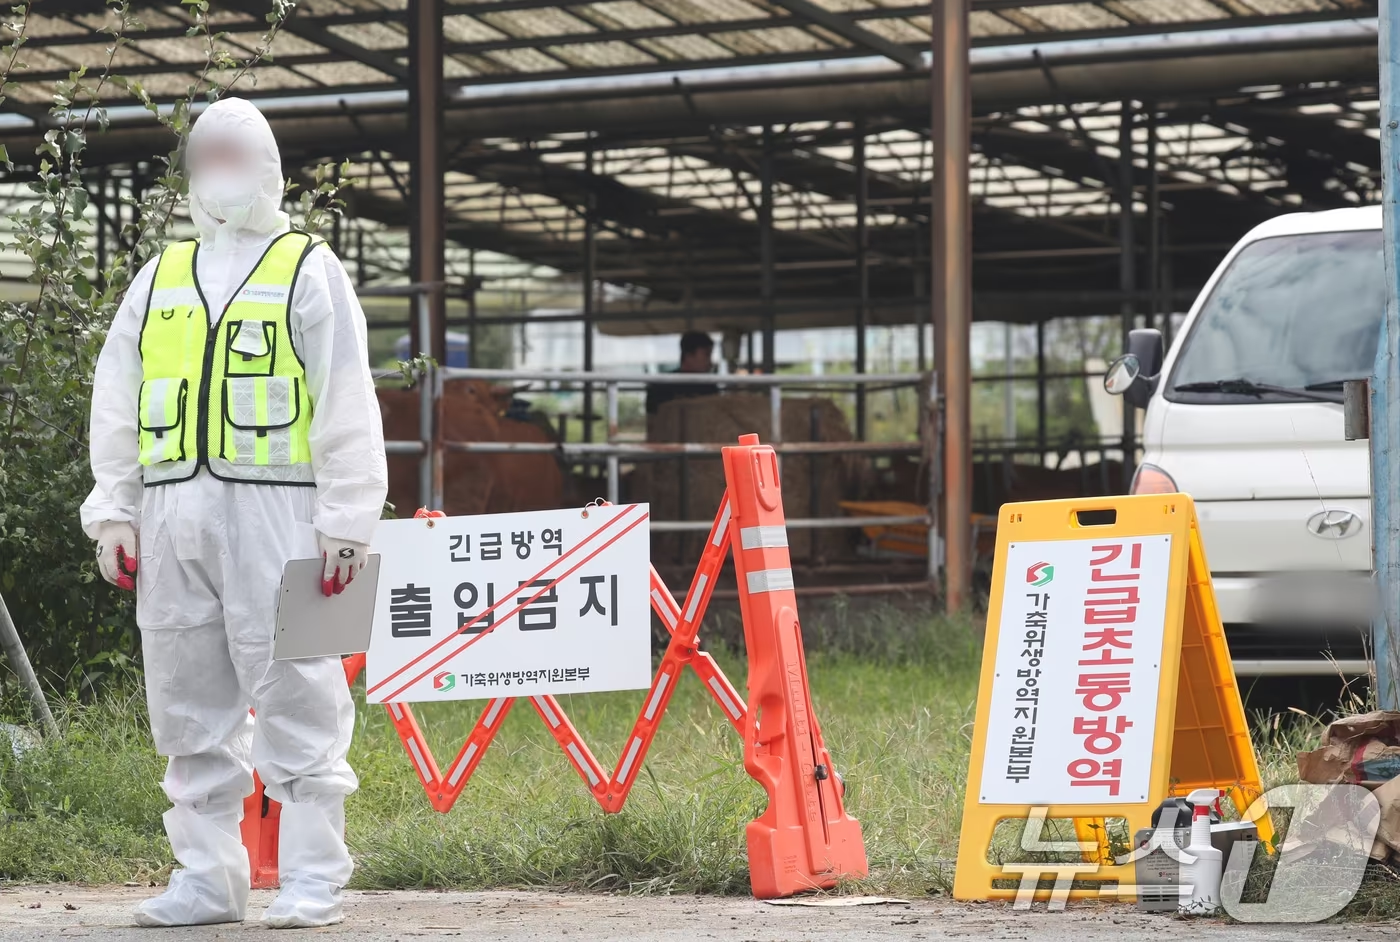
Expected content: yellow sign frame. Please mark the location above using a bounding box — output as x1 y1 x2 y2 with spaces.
953 493 1273 902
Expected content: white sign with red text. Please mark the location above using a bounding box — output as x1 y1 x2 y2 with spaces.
977 535 1173 806
363 503 653 703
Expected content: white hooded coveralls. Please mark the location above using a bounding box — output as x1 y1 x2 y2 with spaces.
80 98 388 927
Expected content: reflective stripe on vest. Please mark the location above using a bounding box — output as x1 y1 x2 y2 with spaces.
137 231 318 486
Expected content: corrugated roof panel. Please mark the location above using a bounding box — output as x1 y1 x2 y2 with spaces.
481 8 598 38
443 56 478 78
547 40 658 68
635 33 738 61
814 0 878 11
1107 0 1232 24
337 0 404 10
858 16 929 42
581 2 676 30
136 8 191 29
327 22 405 51
128 73 199 98
296 0 358 14
10 47 87 73
296 60 400 85
456 52 515 75
442 15 507 42
1021 4 1129 31
240 65 319 89
244 31 328 56
29 42 154 70
644 0 773 25
134 36 208 62
969 10 1025 36
25 14 97 37
483 46 569 72
1240 0 1339 13
712 26 834 55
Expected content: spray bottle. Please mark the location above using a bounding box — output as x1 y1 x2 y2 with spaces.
1178 787 1223 915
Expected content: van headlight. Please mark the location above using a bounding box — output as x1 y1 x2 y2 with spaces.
1130 463 1178 495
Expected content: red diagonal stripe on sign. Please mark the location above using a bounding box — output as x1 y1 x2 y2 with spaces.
368 503 643 697
376 508 652 703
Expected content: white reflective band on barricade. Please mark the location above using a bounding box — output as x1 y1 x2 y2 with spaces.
448 743 478 786
483 699 506 728
713 502 732 547
567 743 600 786
653 588 679 628
708 676 742 719
534 696 561 728
644 672 671 720
740 526 788 550
746 568 795 594
685 574 708 623
617 736 644 783
406 737 433 784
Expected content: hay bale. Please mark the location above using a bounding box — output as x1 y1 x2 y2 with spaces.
637 393 855 563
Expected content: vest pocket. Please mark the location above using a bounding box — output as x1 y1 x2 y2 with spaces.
224 319 276 377
221 376 303 466
137 378 188 465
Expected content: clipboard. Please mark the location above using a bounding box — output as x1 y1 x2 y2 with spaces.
273 554 381 660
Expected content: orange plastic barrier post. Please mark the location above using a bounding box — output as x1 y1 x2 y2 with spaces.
240 772 280 889
722 433 868 898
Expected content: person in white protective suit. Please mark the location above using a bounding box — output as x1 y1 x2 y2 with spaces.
80 97 388 929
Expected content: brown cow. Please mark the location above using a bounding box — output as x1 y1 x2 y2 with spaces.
377 379 563 518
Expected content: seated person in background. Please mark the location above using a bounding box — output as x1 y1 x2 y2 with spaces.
646 330 719 417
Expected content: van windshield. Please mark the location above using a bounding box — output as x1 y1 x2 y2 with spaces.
1167 229 1383 403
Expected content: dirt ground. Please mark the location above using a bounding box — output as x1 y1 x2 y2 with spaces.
0 886 1396 941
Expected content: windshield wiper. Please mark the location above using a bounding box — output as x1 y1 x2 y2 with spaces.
1302 380 1352 392
1172 379 1343 402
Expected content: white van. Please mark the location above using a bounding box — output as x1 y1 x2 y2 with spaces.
1107 205 1382 677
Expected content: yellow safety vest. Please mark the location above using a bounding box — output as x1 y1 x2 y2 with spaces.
137 231 318 486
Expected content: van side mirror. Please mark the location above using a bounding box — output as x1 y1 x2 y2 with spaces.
1104 328 1165 409
1104 355 1140 395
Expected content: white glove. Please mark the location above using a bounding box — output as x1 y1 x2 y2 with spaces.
317 532 369 597
94 521 138 591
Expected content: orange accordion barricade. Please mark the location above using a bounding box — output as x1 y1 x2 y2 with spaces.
244 433 867 898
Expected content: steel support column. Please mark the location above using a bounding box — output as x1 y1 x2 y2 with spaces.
1146 101 1161 335
583 141 597 443
1118 100 1136 492
760 126 776 374
1372 4 1400 707
1036 320 1047 458
467 248 478 367
933 0 972 610
855 121 869 440
409 0 445 364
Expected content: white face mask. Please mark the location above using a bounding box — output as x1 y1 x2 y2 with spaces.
190 173 263 229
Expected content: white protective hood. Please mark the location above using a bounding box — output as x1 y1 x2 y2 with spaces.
186 98 288 242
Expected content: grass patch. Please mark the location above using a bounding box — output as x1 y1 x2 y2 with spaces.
0 604 978 895
2 601 1397 918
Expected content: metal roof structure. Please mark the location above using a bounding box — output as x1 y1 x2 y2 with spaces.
0 2 1382 335
7 0 1377 102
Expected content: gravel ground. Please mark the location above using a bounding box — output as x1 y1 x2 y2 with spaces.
0 887 1397 941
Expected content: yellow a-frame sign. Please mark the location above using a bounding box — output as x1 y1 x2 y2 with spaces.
954 493 1273 902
